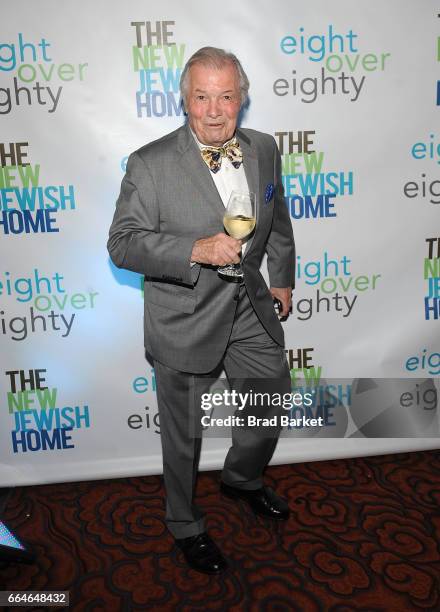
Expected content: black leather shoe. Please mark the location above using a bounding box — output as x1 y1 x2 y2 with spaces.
220 482 290 520
175 532 228 575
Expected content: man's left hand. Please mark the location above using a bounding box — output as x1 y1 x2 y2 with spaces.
270 287 292 318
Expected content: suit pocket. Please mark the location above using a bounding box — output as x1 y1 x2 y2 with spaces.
147 281 196 314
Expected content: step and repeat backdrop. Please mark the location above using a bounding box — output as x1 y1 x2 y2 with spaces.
1 1 439 486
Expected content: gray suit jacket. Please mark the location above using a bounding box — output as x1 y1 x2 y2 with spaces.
108 124 295 373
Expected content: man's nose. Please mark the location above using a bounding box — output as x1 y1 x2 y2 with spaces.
207 97 220 117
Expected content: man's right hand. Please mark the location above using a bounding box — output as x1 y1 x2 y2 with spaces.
191 233 242 266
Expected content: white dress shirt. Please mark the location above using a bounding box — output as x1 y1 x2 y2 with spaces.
192 130 251 255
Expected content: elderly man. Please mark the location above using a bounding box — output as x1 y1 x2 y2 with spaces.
108 47 295 574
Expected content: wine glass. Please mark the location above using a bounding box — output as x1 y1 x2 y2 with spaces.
218 190 256 282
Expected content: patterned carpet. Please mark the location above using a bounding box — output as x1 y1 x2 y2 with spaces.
1 450 439 611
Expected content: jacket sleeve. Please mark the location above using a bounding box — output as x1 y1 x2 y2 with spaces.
107 151 200 286
265 139 296 289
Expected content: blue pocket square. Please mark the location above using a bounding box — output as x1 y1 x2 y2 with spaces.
265 183 274 204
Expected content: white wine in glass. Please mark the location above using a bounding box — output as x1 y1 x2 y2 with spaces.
223 215 256 240
218 190 256 281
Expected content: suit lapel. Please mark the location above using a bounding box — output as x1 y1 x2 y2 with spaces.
236 128 260 259
176 124 225 217
175 125 261 258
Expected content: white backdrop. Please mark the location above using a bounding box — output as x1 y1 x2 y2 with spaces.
1 0 439 486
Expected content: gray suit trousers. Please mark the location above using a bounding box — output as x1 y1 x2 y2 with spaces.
154 284 291 539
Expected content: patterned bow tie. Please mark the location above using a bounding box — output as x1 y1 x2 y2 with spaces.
200 138 243 173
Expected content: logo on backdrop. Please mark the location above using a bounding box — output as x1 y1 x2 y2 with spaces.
5 368 91 454
275 130 354 219
405 348 440 376
131 20 185 118
0 33 88 114
293 251 381 320
127 368 160 434
0 268 99 341
0 141 76 235
274 25 390 103
283 347 350 435
404 134 440 206
424 237 440 320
